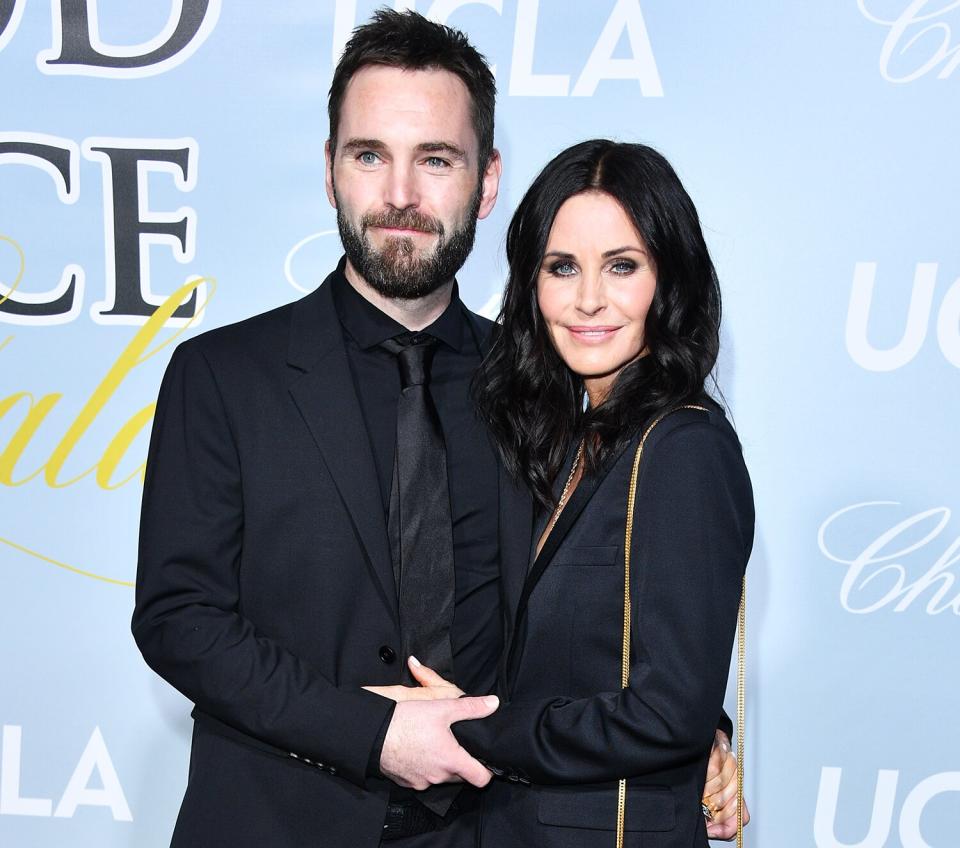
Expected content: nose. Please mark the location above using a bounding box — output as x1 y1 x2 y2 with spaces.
384 161 419 211
575 269 606 316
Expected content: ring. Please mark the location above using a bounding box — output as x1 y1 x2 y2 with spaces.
701 798 719 820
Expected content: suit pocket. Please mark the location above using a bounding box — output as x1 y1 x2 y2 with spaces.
552 545 618 567
537 785 676 832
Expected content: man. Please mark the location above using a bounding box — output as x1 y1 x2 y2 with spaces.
133 10 745 847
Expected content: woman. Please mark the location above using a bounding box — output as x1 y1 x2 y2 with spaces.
379 139 753 846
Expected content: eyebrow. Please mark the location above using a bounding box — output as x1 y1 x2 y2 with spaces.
416 141 466 161
542 246 646 260
339 138 467 161
602 245 646 258
340 138 387 154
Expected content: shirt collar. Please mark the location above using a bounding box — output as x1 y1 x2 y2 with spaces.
331 256 465 352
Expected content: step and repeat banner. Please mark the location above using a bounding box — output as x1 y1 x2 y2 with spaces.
1 2 957 846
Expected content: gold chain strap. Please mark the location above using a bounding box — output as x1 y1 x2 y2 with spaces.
545 441 584 541
736 576 745 848
617 406 745 848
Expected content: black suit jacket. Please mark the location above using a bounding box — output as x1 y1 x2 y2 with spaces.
454 405 754 847
132 271 528 847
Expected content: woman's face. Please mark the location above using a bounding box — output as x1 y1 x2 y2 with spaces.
536 191 657 406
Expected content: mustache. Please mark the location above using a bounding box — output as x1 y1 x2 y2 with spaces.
361 208 444 237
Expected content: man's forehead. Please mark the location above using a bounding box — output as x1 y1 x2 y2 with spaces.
338 65 475 149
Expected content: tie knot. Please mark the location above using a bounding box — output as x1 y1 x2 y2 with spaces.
382 333 438 388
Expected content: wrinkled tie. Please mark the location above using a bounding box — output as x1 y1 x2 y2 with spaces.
381 333 456 685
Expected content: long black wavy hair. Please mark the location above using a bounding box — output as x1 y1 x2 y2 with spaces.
473 139 722 509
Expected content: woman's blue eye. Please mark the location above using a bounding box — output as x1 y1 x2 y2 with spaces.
611 260 636 275
549 261 576 276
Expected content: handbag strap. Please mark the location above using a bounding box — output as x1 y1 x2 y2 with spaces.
616 405 745 848
736 574 745 847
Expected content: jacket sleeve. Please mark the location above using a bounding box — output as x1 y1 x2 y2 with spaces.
131 341 392 788
453 421 753 784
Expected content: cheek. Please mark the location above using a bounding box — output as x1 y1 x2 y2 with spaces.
438 181 479 225
612 278 655 355
616 276 656 329
536 279 567 323
535 280 565 347
334 170 379 213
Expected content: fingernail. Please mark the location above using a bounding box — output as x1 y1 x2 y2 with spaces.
409 655 421 667
484 695 499 708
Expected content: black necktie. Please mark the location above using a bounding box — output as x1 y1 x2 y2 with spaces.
381 333 456 685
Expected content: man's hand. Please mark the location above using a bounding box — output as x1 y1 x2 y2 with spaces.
379 696 499 790
703 729 751 840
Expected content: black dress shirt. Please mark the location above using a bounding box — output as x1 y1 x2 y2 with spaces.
330 262 502 699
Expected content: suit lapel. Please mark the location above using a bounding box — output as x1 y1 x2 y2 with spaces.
503 440 631 687
516 471 602 621
287 278 398 624
467 311 532 618
496 463 533 656
462 308 537 685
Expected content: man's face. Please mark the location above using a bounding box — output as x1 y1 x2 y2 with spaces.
326 65 501 299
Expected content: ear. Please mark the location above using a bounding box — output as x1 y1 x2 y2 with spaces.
476 148 502 221
324 139 337 209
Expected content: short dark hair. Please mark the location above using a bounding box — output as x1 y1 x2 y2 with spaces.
474 140 723 508
328 9 496 172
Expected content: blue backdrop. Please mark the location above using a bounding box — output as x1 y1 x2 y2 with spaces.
1 2 958 846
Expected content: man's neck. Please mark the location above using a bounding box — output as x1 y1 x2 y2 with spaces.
344 260 454 331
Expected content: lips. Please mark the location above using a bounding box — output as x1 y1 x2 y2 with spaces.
374 226 433 236
566 326 621 342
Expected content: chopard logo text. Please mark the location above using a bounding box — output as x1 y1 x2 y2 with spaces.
818 501 960 615
858 0 960 82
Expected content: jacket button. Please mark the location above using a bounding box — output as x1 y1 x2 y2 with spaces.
379 645 396 664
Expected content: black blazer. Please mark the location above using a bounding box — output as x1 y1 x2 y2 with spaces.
454 405 754 848
131 271 529 848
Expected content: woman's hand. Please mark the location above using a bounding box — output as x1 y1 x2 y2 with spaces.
363 656 466 702
702 729 750 840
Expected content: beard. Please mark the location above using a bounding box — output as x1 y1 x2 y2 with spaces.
335 185 482 300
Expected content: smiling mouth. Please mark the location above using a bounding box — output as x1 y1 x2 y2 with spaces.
567 326 621 339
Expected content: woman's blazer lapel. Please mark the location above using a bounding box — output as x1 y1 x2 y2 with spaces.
503 443 628 688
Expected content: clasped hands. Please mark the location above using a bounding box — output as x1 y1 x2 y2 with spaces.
364 657 748 840
365 656 495 790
